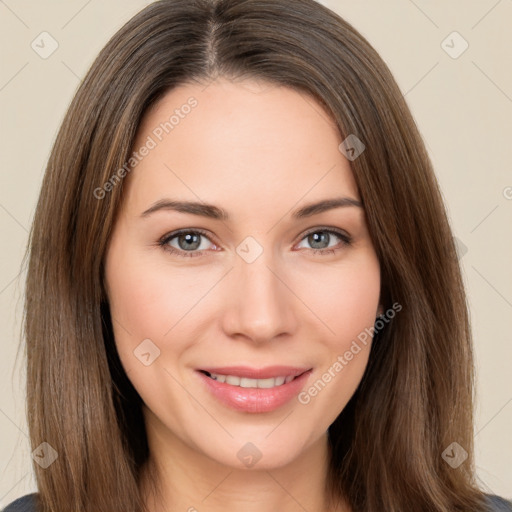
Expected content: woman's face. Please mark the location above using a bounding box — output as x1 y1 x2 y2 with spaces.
104 78 382 470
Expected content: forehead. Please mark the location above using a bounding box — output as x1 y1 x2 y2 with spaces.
122 78 360 215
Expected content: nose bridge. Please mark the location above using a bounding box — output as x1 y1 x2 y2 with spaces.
222 241 296 342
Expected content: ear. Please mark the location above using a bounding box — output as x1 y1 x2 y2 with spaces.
376 304 384 318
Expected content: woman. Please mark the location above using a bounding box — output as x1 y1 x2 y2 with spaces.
5 0 511 510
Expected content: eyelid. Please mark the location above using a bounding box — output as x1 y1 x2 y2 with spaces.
158 227 218 257
298 226 351 243
159 227 214 245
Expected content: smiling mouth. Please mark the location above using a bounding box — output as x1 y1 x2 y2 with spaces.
196 368 313 413
199 370 307 389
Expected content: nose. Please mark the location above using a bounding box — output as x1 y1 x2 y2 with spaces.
220 249 298 344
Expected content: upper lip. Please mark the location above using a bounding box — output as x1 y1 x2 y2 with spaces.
197 366 312 379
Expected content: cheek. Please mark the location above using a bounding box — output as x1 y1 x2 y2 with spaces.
292 255 380 414
104 249 201 419
294 251 381 344
104 247 222 373
104 244 172 370
107 262 172 340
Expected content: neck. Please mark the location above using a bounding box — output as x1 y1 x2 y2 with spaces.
139 412 348 512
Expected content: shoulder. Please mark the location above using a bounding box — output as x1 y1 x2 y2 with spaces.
485 494 512 511
2 493 39 512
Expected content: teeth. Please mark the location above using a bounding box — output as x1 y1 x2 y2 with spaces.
208 372 297 388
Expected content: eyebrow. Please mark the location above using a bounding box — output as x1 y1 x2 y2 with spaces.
140 196 363 221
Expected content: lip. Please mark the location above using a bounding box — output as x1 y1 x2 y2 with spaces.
197 365 310 380
196 367 313 413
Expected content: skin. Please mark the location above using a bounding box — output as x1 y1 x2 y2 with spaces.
104 77 383 512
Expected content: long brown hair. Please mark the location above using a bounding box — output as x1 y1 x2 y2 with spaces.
23 0 493 510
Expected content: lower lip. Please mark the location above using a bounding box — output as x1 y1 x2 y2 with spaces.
196 370 312 413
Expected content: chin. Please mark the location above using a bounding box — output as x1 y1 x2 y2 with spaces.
196 429 318 471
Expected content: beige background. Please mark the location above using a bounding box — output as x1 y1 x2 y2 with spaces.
1 0 511 506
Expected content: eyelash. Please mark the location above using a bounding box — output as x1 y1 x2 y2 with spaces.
157 227 352 258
